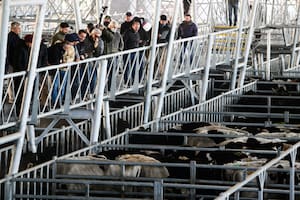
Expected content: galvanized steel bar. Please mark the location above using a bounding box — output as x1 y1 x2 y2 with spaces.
10 0 45 6
144 0 162 124
154 0 180 121
10 1 47 175
73 0 83 31
0 0 10 117
238 0 259 87
290 5 300 68
289 149 297 200
266 30 271 80
215 141 300 200
91 59 107 144
154 180 163 200
200 34 214 102
103 100 111 139
95 0 103 24
230 0 247 90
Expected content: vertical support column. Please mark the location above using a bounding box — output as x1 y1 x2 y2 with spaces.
200 34 215 103
238 0 259 87
103 100 111 140
129 0 137 14
284 0 288 24
290 5 300 68
153 0 181 121
153 180 163 200
10 1 47 174
266 30 271 80
230 0 246 90
90 60 107 144
257 171 266 200
73 0 83 31
106 0 112 15
143 0 162 124
208 0 213 27
95 0 103 25
0 0 10 115
289 149 297 200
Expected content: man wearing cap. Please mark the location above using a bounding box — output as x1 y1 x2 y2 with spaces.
51 22 70 46
158 15 171 43
65 33 80 62
157 15 171 77
120 11 133 35
48 33 80 105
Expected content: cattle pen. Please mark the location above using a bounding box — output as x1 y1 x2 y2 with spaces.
2 81 300 199
2 0 300 200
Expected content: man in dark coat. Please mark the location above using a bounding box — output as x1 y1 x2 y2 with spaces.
178 14 198 66
120 12 133 35
123 19 142 83
178 14 198 39
6 21 22 73
158 15 171 43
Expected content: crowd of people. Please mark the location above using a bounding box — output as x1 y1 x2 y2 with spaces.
7 2 241 113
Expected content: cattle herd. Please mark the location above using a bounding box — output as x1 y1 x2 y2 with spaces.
7 80 300 199
51 121 300 199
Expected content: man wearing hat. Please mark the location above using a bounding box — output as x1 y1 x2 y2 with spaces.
51 22 70 46
158 15 171 43
120 11 133 35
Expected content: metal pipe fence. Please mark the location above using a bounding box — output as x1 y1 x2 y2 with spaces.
152 81 257 131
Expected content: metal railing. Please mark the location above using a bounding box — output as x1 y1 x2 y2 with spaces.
216 141 300 200
152 81 257 131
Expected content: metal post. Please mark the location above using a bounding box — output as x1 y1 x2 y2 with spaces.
27 125 37 153
73 0 83 31
90 60 107 144
289 149 297 200
290 5 300 68
266 30 271 80
103 100 111 140
143 0 162 124
230 0 246 90
95 0 103 25
4 177 12 200
153 180 163 200
0 0 10 115
153 0 180 121
238 0 259 87
257 171 266 200
106 0 112 15
10 1 47 174
129 0 137 15
200 34 215 102
208 0 213 28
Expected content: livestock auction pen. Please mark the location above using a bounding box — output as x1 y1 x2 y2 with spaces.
3 81 300 200
1 0 300 200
